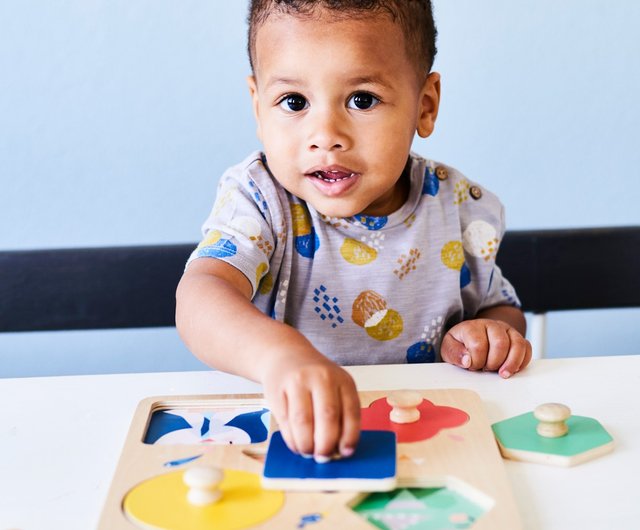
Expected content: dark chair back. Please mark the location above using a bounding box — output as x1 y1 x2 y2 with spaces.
498 226 640 313
0 244 193 332
1 227 638 332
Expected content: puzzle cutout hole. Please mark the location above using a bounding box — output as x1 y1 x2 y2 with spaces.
143 405 271 445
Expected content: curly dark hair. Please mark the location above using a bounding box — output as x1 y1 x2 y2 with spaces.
247 0 437 79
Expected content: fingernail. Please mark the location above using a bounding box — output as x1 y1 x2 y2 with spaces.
341 447 354 458
500 370 512 379
301 453 313 459
461 354 471 368
314 455 331 464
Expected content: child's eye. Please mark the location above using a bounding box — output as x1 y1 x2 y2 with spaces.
347 92 380 110
278 94 308 112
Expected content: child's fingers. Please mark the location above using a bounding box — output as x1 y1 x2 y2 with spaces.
484 324 511 371
338 383 361 457
443 325 489 370
498 328 530 378
311 383 342 461
463 327 490 370
286 388 315 457
520 338 533 371
442 320 532 377
439 333 472 368
268 388 298 454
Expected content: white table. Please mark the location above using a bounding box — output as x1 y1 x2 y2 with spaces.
1 356 638 530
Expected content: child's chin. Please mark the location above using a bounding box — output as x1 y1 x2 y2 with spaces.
312 203 360 219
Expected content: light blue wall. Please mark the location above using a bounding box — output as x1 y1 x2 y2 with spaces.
1 1 638 377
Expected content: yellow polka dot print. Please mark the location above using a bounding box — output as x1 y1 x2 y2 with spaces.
197 229 222 250
340 238 377 265
255 262 268 287
291 203 311 236
258 271 274 295
441 241 465 271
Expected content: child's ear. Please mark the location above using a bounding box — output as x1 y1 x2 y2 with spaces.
246 75 263 141
416 72 441 138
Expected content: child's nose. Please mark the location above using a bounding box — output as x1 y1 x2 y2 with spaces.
307 109 351 152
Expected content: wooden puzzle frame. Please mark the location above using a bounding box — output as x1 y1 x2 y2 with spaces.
99 389 523 529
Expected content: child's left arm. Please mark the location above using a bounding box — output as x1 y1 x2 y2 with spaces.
440 305 532 378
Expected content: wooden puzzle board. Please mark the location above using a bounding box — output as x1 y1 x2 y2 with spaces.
99 390 522 530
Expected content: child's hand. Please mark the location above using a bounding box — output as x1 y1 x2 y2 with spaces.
262 354 361 462
440 319 532 378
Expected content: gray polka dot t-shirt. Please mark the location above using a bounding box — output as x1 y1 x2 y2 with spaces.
188 151 520 365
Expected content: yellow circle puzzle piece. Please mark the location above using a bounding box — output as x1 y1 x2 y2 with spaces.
124 469 284 530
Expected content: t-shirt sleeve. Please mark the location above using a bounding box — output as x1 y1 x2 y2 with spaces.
476 203 522 311
186 164 277 298
481 263 521 310
458 181 522 315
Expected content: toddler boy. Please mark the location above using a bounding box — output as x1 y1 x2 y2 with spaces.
176 0 532 462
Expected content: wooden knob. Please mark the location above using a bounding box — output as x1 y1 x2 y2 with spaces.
534 403 571 438
183 466 224 506
387 390 423 424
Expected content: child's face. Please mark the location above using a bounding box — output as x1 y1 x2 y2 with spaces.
248 10 440 218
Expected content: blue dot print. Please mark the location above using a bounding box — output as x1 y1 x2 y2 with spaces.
356 215 388 230
422 167 439 196
406 341 436 363
295 228 320 258
197 238 237 259
312 284 344 328
460 262 471 288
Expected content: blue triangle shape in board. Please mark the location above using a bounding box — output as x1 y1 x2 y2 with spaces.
144 410 192 444
224 409 270 443
200 417 210 437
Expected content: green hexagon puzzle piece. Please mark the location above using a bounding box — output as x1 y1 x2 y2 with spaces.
492 412 614 467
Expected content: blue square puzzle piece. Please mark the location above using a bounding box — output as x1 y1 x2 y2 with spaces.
262 430 397 491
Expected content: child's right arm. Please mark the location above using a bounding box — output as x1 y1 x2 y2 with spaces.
176 258 361 461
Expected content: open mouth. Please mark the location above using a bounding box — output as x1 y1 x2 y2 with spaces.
311 170 356 183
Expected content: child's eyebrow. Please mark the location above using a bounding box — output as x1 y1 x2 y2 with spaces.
264 77 304 90
263 74 392 91
345 75 392 89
